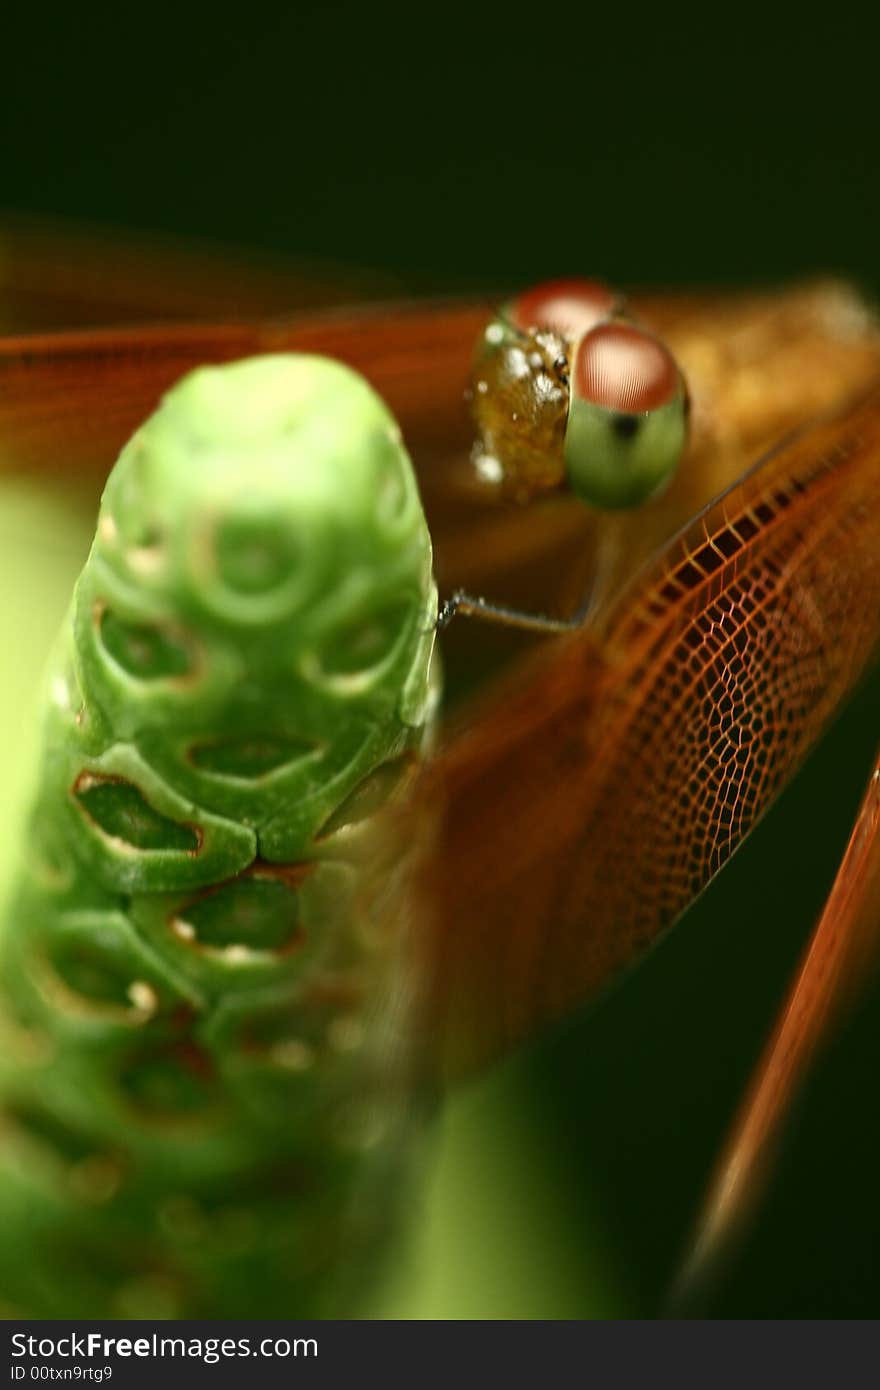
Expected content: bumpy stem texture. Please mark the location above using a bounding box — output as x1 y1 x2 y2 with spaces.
0 356 438 1317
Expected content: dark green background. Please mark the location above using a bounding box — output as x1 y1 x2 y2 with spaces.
4 6 878 295
3 3 879 1317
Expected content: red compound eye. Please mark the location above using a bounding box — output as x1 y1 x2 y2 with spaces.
572 320 680 413
508 278 618 339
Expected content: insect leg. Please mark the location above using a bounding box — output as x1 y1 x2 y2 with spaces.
436 588 591 634
437 513 626 634
672 740 880 1309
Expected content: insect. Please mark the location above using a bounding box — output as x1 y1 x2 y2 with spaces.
0 230 878 1315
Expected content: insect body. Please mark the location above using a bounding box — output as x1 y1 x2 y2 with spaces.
422 279 880 1293
0 355 438 1317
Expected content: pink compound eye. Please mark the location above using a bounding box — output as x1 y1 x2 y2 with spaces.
508 278 618 339
563 318 686 509
572 320 680 413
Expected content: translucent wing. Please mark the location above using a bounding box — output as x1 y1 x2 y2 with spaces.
419 384 880 1074
2 279 878 606
676 739 880 1298
0 302 485 483
583 282 880 609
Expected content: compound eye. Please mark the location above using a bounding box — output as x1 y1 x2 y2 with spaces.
564 321 687 510
507 278 619 339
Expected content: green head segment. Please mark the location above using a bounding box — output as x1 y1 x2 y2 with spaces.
64 354 437 885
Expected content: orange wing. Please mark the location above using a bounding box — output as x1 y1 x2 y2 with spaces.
421 385 880 1075
675 738 880 1299
0 301 485 482
3 279 877 614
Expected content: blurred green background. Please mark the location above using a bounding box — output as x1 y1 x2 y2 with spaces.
1 3 879 1317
